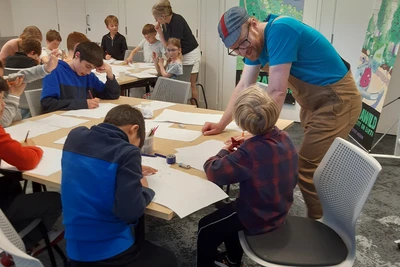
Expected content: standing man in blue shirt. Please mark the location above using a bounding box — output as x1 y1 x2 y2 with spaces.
202 6 362 219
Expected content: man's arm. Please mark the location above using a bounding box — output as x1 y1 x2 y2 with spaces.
267 63 292 112
0 96 20 127
9 55 58 83
113 148 155 223
202 63 261 135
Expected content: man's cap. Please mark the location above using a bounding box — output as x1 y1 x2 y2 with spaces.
218 6 250 48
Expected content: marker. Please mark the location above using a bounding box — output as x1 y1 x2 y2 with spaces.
141 153 156 158
154 153 166 158
178 163 191 169
24 130 30 143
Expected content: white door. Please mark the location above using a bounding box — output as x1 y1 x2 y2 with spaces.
84 0 121 44
56 0 87 51
10 0 59 47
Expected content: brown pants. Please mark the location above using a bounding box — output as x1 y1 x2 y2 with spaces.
289 66 362 219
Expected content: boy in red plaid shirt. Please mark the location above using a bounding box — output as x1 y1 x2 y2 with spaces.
197 86 298 267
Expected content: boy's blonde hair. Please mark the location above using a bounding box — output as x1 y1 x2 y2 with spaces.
19 26 42 42
46 29 62 42
152 0 173 17
142 24 156 35
233 85 279 135
104 15 119 26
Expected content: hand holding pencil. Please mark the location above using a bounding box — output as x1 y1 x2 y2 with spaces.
87 90 100 109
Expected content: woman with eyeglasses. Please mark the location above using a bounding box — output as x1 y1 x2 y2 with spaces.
152 0 201 103
202 6 362 221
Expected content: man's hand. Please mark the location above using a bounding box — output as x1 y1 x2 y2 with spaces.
202 122 224 136
141 177 149 188
44 54 59 73
9 77 26 97
21 139 36 147
142 165 158 176
87 98 100 109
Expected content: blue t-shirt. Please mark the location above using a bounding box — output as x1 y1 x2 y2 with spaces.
245 14 348 86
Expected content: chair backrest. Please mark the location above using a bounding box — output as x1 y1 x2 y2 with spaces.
151 77 191 104
175 64 193 83
4 68 43 110
0 209 26 252
0 228 43 267
315 137 381 249
124 48 145 62
24 88 43 117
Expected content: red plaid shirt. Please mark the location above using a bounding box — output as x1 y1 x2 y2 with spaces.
204 127 298 235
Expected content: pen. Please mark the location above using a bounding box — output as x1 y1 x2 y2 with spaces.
88 90 94 99
154 153 166 158
24 130 30 143
242 131 244 137
142 153 156 157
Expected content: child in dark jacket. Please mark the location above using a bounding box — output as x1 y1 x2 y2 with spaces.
101 15 128 60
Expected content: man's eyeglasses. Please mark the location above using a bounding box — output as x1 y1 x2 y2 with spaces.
228 24 251 56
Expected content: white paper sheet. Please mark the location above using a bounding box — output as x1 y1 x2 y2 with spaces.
141 68 158 75
155 127 202 142
5 121 60 142
104 59 116 64
153 109 242 131
174 140 225 171
1 146 62 177
126 72 157 79
144 120 173 132
36 114 88 128
61 103 118 119
54 136 67 145
131 63 154 68
110 65 133 76
112 60 125 65
135 100 176 112
141 156 228 218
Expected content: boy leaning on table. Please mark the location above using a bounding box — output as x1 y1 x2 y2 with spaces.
0 75 62 253
197 86 299 267
40 41 120 113
61 104 177 267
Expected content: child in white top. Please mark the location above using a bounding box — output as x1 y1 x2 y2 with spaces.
41 30 63 63
153 38 183 79
125 24 165 63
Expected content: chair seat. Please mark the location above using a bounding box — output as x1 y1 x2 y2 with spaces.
243 216 348 266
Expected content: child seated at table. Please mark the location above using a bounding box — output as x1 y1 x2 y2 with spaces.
41 29 63 63
0 75 62 253
101 15 127 60
61 104 177 267
5 38 41 68
64 31 90 62
41 41 120 113
152 38 183 79
197 86 299 267
125 24 165 63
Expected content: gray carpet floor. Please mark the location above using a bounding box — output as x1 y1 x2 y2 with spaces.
36 122 400 267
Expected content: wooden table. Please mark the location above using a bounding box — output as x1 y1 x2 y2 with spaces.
21 97 294 220
115 65 157 95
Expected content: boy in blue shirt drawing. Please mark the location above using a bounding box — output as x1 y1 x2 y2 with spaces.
62 105 177 267
41 41 120 113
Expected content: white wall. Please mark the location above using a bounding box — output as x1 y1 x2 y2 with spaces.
0 0 14 36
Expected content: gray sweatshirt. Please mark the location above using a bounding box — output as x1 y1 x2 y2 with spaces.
1 65 49 127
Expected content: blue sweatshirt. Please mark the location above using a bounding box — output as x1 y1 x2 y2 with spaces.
61 123 155 262
41 60 120 113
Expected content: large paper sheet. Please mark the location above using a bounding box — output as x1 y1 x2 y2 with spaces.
1 146 62 177
5 121 60 142
126 72 157 79
135 100 176 112
153 109 241 131
142 157 228 218
61 103 118 119
155 127 202 142
54 136 67 145
36 114 88 128
174 140 225 171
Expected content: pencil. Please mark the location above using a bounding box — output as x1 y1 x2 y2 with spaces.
88 90 94 99
24 130 30 143
242 131 244 137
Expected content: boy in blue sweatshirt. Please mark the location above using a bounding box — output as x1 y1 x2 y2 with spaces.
61 105 177 267
41 41 120 113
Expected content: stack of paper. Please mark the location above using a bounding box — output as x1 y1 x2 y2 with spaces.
5 121 60 142
153 109 242 131
1 146 62 177
36 114 88 128
142 156 228 218
174 140 225 171
61 103 118 119
126 72 157 79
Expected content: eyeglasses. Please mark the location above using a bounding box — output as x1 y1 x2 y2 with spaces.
227 24 251 56
167 48 178 52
